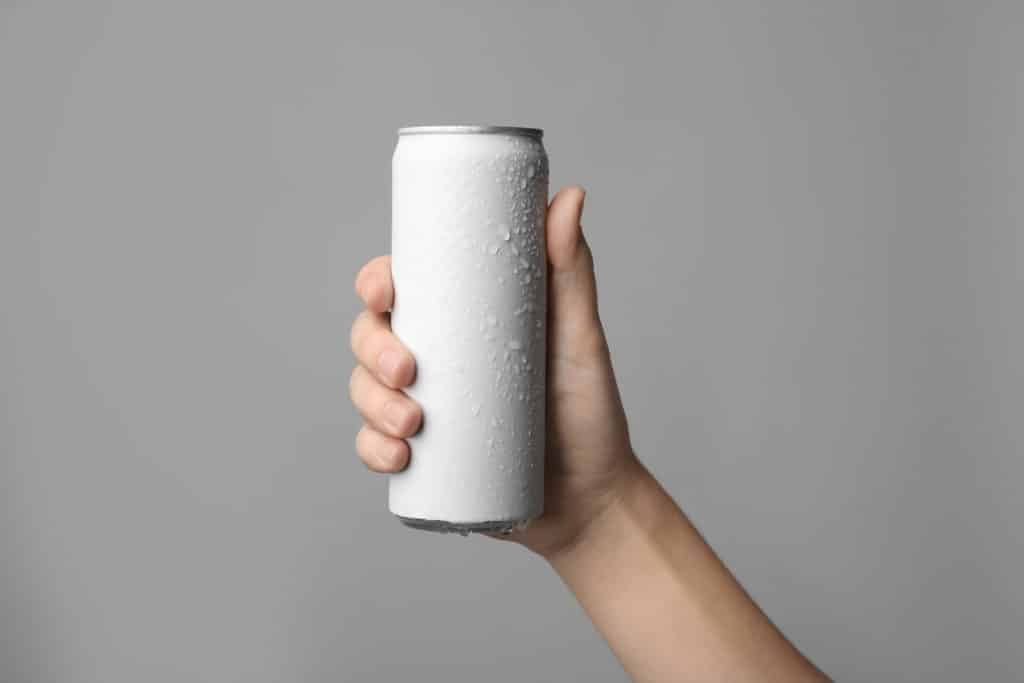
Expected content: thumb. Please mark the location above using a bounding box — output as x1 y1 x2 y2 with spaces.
545 186 605 361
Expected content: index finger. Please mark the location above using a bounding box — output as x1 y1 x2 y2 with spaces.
354 256 394 313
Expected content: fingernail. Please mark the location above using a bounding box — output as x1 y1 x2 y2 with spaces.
383 401 409 433
378 349 403 383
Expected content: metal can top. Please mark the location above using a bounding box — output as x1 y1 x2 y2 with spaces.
397 125 543 140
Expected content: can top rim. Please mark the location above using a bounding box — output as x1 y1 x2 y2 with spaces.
398 125 543 139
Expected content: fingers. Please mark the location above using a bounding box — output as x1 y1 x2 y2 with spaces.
354 255 394 313
546 186 587 271
355 425 410 473
351 255 414 388
349 365 422 439
545 187 603 360
352 255 417 474
350 310 416 388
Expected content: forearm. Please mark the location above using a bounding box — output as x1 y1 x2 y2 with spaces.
547 460 828 683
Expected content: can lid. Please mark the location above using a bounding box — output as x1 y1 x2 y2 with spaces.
398 125 543 139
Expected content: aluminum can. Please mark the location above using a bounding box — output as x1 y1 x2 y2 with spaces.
389 125 548 534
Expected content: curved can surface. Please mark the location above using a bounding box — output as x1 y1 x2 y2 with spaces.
389 126 548 533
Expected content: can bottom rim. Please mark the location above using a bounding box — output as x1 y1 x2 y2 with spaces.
396 515 534 537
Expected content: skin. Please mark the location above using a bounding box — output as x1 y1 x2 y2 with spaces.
350 187 830 682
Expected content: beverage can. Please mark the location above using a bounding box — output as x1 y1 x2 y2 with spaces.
389 125 549 534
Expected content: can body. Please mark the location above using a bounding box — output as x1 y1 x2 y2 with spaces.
389 126 548 533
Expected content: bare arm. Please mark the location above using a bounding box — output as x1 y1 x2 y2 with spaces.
349 186 828 682
548 460 827 682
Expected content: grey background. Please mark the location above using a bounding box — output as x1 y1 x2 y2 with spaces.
2 1 1021 681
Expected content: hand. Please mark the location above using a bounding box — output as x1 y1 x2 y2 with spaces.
349 186 640 558
350 187 829 681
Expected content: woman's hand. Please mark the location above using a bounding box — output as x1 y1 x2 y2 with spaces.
349 186 828 681
349 186 640 558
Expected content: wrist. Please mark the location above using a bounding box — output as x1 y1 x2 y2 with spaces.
542 455 653 568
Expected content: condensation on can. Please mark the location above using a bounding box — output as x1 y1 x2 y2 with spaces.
389 125 548 534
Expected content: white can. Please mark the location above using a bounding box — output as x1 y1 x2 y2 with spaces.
389 126 549 534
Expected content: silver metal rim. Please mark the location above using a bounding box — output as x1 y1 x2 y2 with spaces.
396 515 534 536
398 125 543 139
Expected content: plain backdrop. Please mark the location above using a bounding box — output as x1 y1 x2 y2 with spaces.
2 1 1022 681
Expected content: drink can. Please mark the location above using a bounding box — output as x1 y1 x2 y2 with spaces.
389 125 549 534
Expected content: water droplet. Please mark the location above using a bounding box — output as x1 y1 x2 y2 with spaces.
519 178 527 190
471 404 481 416
488 244 499 255
507 339 522 350
519 257 529 269
509 243 519 256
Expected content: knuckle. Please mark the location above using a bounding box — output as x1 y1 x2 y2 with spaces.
366 257 394 309
368 255 390 277
348 366 365 400
359 448 378 471
349 313 364 352
353 268 364 298
366 278 385 309
355 428 377 467
350 310 374 354
355 258 377 291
